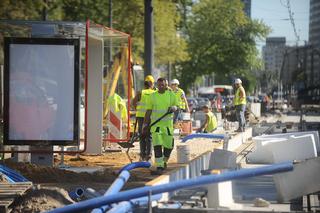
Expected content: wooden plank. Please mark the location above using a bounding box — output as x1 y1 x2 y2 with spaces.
0 200 13 206
0 181 32 208
0 182 32 186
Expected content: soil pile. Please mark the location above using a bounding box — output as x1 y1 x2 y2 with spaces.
11 187 74 213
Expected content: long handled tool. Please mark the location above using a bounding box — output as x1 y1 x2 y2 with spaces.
118 111 172 162
118 111 172 149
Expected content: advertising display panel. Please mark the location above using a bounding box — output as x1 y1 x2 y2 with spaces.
4 37 80 145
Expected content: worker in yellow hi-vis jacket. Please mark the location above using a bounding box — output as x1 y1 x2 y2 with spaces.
132 75 156 161
233 78 246 132
143 78 179 175
170 79 189 124
197 105 217 133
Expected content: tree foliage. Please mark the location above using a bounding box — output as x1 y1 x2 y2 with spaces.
176 0 270 92
0 0 269 92
0 0 187 67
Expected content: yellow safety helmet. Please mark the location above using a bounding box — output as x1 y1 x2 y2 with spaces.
145 75 154 83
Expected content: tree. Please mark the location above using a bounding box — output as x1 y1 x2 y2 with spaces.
176 0 270 92
60 0 187 67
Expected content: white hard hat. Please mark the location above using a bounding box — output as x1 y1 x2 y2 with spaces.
234 78 242 84
170 79 180 85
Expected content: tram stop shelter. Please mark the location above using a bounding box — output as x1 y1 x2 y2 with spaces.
0 20 132 160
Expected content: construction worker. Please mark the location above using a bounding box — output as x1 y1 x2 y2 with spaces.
170 79 189 124
143 78 179 175
197 105 217 133
233 78 246 132
132 75 156 161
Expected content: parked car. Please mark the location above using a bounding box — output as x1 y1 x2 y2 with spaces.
187 98 198 112
195 97 211 110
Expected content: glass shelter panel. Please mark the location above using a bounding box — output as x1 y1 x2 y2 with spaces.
89 23 132 143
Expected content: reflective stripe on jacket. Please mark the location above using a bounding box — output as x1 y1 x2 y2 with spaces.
147 90 178 133
173 88 186 109
136 88 155 117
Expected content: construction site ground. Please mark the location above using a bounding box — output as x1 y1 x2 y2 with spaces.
1 127 225 212
1 111 320 212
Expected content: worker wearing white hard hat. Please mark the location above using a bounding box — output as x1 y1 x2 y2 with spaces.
233 78 246 132
170 79 189 124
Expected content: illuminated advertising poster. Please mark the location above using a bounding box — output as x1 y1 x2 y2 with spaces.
4 38 80 145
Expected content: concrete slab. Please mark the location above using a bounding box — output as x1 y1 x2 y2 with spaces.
248 134 318 164
273 157 320 202
256 131 320 152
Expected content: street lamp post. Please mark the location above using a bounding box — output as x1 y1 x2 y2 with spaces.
144 0 154 77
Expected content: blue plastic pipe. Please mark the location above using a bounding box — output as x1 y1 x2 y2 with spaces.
68 187 84 201
107 194 162 213
48 161 293 213
104 170 130 195
0 165 29 182
118 161 151 174
181 133 225 143
91 171 130 213
92 162 152 213
106 201 131 213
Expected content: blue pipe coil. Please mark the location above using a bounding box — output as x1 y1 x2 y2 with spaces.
48 161 293 213
181 133 225 143
0 167 25 182
0 165 29 182
118 161 151 174
0 166 29 182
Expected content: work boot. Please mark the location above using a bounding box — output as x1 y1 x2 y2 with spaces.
235 128 244 132
151 167 164 175
145 155 152 162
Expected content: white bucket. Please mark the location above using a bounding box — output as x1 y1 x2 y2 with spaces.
177 144 190 164
192 120 201 128
181 112 191 121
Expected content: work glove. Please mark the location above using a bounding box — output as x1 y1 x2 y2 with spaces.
168 106 178 113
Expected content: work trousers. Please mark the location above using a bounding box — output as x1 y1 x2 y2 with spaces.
137 117 152 159
236 104 246 130
153 139 174 168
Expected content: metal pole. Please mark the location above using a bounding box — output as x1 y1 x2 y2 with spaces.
168 62 172 83
311 48 314 87
108 0 113 67
144 0 154 77
42 0 48 21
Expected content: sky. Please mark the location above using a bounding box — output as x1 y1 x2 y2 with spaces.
251 0 310 48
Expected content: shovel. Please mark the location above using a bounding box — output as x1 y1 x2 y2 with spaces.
121 110 173 162
118 111 172 149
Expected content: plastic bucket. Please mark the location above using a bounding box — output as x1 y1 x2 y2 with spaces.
181 112 191 121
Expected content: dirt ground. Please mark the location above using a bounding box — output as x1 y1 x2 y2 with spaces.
1 151 161 212
1 135 222 212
